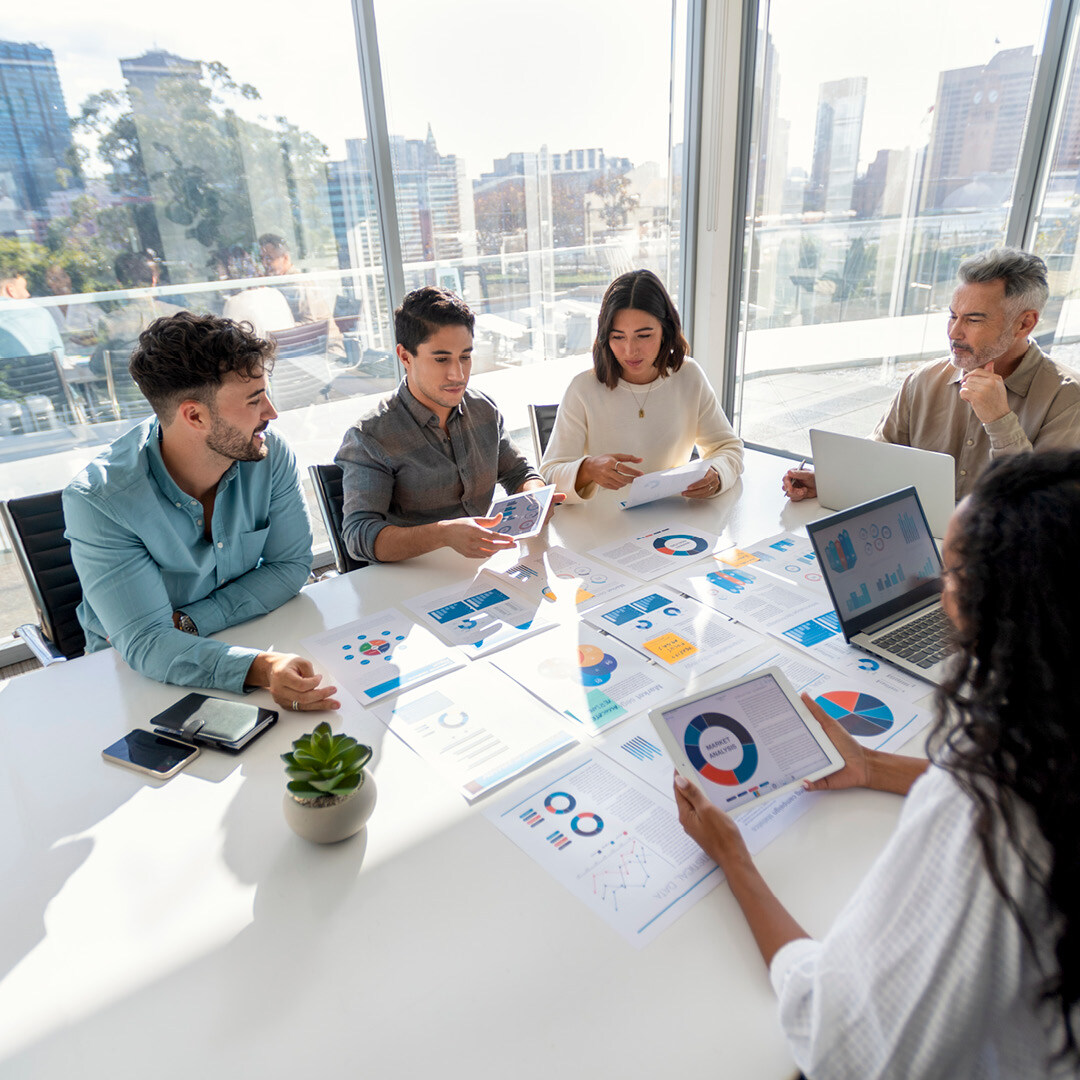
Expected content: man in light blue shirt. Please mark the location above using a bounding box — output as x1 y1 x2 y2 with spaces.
0 266 64 359
64 311 339 712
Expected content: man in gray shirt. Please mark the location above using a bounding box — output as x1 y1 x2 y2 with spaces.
336 286 551 563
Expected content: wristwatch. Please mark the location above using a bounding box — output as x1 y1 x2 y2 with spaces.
176 611 199 635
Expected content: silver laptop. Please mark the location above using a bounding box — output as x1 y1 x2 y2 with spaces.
806 487 953 685
810 429 955 539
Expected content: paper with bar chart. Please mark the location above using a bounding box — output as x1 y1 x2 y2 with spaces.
590 522 723 581
404 571 555 656
489 545 636 612
587 587 760 679
303 609 463 704
491 622 681 735
713 531 828 594
485 752 721 947
371 664 575 801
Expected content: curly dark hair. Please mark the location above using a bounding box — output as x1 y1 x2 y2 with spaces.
128 311 275 420
394 286 474 356
592 269 689 389
931 449 1080 1060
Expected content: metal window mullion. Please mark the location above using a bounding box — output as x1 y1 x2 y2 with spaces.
679 0 706 341
1007 0 1079 249
351 0 406 338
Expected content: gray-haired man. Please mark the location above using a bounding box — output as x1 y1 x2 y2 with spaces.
784 247 1080 501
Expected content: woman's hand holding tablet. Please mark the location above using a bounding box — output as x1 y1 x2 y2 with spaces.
648 667 844 815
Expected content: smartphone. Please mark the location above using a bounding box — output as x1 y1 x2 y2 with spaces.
102 729 200 780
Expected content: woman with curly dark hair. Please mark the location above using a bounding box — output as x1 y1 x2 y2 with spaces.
675 450 1080 1077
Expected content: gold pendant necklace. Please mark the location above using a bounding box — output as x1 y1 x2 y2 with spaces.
627 378 656 419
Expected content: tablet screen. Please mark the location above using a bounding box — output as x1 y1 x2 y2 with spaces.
654 671 831 812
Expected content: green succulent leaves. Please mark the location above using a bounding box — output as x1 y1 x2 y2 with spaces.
281 722 373 800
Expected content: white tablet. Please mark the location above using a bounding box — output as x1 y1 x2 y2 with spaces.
648 666 843 815
486 484 556 539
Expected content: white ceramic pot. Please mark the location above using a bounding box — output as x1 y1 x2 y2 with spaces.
283 769 377 844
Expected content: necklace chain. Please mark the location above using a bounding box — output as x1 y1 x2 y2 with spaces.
626 378 656 419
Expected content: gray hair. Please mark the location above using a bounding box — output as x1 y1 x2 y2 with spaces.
958 247 1049 319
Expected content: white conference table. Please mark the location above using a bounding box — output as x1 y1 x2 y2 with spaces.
0 450 931 1079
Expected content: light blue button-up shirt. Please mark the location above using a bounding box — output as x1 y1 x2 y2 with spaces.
63 420 313 693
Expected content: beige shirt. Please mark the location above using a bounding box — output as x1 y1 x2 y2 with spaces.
873 342 1080 499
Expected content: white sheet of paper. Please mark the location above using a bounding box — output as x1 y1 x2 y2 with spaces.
485 484 556 539
714 531 828 594
668 558 831 636
371 664 575 801
590 522 723 581
485 752 721 947
588 586 760 679
721 642 933 752
404 571 555 656
303 609 462 704
491 545 637 612
618 461 710 509
492 621 682 736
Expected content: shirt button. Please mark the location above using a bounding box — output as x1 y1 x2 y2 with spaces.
197 519 203 527
175 501 181 507
190 500 198 506
960 469 967 476
966 439 974 446
217 541 224 548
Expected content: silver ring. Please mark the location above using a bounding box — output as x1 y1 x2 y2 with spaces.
614 463 628 477
291 700 300 711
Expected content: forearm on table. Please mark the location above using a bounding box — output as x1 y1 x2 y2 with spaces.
722 850 810 968
183 556 311 635
371 521 446 562
866 750 928 795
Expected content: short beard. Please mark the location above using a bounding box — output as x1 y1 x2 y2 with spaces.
206 413 268 462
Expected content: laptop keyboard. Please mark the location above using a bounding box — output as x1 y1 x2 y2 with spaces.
874 607 952 669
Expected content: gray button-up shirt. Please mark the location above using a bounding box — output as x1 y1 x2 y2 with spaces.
335 380 540 562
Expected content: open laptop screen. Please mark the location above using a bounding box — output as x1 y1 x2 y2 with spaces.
806 487 944 639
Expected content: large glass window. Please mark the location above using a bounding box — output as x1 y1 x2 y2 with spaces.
0 2 392 636
371 0 688 429
734 0 1051 453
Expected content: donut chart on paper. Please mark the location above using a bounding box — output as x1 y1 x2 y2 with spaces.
577 643 618 686
544 792 576 814
652 533 709 557
814 690 894 737
571 812 604 836
684 712 758 785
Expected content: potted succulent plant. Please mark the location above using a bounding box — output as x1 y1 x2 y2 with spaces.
281 722 376 844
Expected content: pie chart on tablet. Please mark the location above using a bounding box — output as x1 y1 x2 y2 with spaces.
814 690 894 737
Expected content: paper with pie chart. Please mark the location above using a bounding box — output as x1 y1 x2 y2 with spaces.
303 609 463 704
485 751 721 947
405 571 556 656
587 588 759 679
589 523 723 581
714 531 828 594
719 642 932 752
371 664 575 801
485 484 556 539
491 623 682 736
490 545 636 612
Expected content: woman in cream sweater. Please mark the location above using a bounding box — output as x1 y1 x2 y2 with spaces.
540 269 743 503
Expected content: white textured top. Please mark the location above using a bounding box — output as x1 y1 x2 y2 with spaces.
770 764 1072 1079
539 358 744 504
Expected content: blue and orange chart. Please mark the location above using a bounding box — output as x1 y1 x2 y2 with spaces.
683 712 762 793
652 533 709 557
814 690 894 737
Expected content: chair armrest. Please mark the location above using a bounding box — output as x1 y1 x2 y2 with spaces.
14 624 68 667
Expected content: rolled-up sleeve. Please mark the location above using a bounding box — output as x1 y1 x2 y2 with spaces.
64 487 261 692
335 423 394 564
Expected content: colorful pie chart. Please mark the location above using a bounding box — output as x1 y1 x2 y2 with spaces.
814 690 894 737
684 712 758 785
653 534 708 556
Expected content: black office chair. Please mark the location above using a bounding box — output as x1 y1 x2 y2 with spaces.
0 351 85 429
308 464 368 575
528 403 559 464
1 491 85 664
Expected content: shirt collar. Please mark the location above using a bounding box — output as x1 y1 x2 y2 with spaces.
146 418 239 500
397 377 465 428
946 340 1043 395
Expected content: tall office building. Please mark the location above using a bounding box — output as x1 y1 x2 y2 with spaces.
804 76 867 216
919 46 1036 211
0 40 76 225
